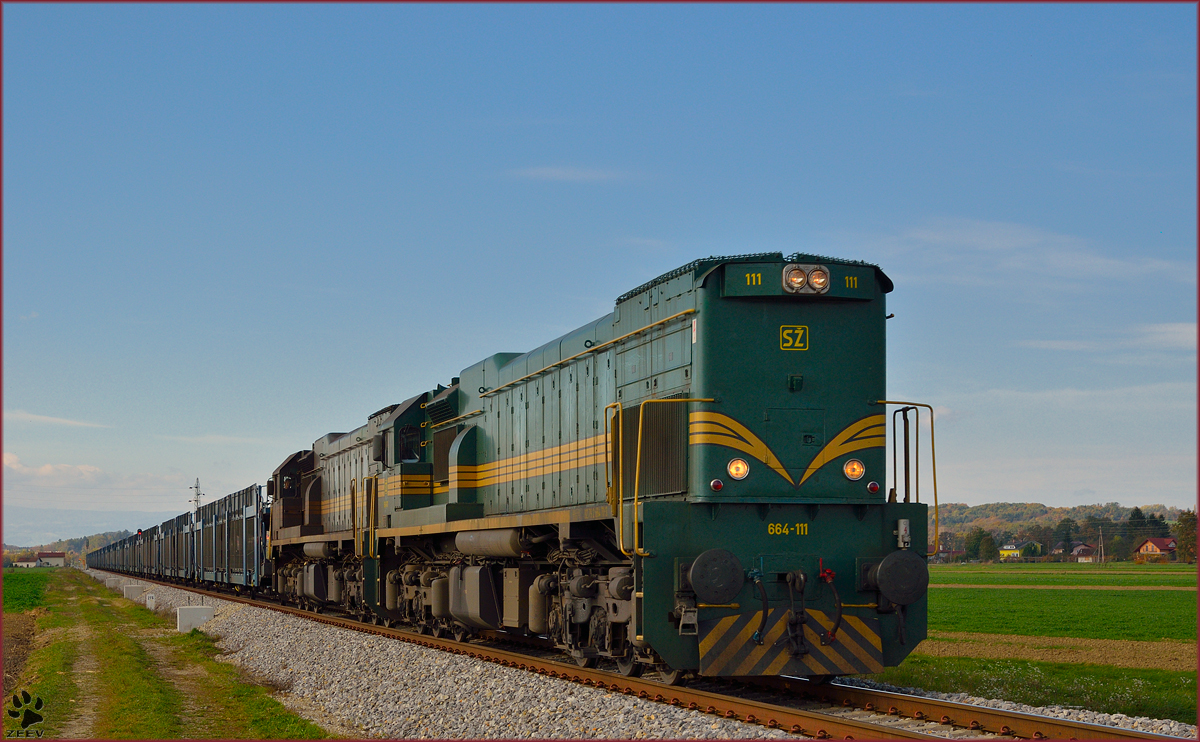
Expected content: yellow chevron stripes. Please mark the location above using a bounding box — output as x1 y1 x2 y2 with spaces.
689 412 885 489
797 414 885 486
688 412 794 485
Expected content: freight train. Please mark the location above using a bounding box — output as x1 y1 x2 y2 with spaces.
89 252 937 683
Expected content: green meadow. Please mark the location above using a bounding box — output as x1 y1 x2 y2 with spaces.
865 562 1199 725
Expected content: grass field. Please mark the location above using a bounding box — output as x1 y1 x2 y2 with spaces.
929 587 1197 642
865 562 1199 725
2 568 56 612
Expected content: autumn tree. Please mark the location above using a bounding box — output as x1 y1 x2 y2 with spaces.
978 533 1000 562
963 527 989 560
1172 510 1197 563
1052 518 1077 556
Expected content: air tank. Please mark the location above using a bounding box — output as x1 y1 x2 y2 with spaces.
455 529 527 557
303 542 336 559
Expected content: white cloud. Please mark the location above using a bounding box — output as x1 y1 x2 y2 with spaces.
19 311 38 321
836 217 1192 289
961 381 1194 414
510 167 632 182
1018 323 1197 354
4 410 111 428
2 452 191 511
1133 323 1197 352
4 451 102 478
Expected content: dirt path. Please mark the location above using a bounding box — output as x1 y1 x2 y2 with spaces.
930 584 1195 591
134 629 216 737
917 631 1196 671
57 625 100 740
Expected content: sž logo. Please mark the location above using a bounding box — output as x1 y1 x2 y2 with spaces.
6 691 44 737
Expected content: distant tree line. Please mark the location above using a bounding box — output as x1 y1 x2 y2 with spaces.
2 530 132 568
936 506 1195 562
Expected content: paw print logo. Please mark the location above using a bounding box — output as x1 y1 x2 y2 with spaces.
7 691 44 729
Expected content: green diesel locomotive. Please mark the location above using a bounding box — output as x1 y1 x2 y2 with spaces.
266 252 934 681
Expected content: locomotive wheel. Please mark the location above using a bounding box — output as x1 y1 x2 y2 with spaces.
616 655 643 677
656 667 685 685
574 655 599 669
452 627 471 643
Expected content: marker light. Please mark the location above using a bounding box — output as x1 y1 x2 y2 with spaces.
867 481 880 494
843 459 865 480
727 458 750 480
710 479 724 492
784 268 807 291
809 269 829 290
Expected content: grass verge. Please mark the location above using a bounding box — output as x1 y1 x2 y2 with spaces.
869 654 1197 725
2 638 79 738
169 628 331 739
81 595 186 738
5 569 330 739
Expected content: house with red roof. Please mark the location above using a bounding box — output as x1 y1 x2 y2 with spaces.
1134 537 1177 562
36 551 66 567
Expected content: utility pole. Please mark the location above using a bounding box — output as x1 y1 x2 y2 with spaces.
189 478 204 581
190 478 204 512
1098 526 1104 567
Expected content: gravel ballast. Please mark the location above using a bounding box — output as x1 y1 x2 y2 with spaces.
88 570 1197 739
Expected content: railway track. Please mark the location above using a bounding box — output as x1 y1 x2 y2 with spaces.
94 570 1184 741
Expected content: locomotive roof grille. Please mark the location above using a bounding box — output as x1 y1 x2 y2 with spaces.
614 252 883 305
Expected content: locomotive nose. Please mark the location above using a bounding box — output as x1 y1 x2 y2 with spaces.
872 549 929 606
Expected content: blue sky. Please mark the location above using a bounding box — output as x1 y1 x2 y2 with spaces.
4 3 1196 534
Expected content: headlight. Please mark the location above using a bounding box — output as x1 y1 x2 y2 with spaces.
727 458 750 480
809 268 829 291
781 263 831 294
843 459 865 480
784 268 807 291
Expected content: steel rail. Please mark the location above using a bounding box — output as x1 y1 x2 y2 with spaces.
97 571 1186 741
752 676 1182 742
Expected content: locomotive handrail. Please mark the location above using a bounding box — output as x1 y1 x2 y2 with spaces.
607 397 716 557
875 400 940 557
429 408 484 431
351 478 359 557
366 476 379 558
602 402 630 556
481 309 697 399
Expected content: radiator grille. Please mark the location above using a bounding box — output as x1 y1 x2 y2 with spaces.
614 395 688 499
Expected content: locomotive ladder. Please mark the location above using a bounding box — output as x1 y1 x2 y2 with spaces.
875 400 941 557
